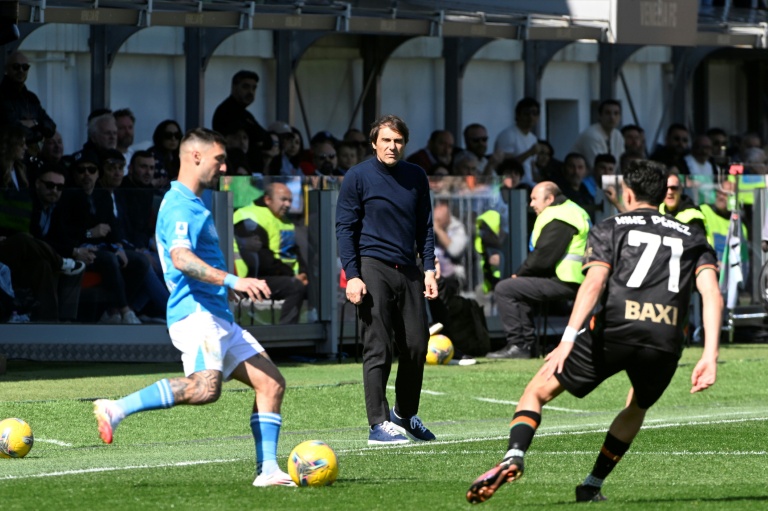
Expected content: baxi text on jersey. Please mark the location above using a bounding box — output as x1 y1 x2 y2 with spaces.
651 215 690 236
624 300 678 326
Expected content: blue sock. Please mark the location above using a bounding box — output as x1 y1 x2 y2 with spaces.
115 379 175 417
251 412 281 475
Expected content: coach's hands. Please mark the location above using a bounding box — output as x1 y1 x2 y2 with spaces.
232 277 272 302
540 340 575 380
346 277 366 305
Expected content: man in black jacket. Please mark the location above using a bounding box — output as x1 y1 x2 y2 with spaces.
0 51 56 139
212 70 271 172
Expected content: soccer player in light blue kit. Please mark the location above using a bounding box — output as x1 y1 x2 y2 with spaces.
94 128 295 487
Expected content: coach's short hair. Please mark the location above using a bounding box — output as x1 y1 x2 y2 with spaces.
370 114 409 145
623 160 667 206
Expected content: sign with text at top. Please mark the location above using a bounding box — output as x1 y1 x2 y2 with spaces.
612 0 699 46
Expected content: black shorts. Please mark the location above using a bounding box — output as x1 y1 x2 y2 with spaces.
555 328 680 409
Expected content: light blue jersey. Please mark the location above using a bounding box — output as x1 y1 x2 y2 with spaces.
156 181 233 326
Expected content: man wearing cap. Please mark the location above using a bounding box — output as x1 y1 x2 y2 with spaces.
212 70 271 171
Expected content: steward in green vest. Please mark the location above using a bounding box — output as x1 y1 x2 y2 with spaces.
474 209 503 293
488 182 591 359
699 181 749 263
659 173 707 236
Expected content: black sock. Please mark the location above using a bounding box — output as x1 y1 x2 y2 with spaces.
586 432 631 484
506 410 541 455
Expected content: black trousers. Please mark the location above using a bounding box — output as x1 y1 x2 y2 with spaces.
494 276 578 350
262 275 306 324
357 257 429 426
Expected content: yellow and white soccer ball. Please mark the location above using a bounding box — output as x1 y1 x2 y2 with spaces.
426 334 454 365
0 418 34 459
288 440 338 487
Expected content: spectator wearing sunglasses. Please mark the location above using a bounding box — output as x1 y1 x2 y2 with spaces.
658 172 706 236
149 119 182 181
60 151 150 324
343 128 371 163
462 123 499 176
0 51 56 139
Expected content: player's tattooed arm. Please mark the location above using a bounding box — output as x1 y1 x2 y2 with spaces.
169 370 222 405
171 247 228 286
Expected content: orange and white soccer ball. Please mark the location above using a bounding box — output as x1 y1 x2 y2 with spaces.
426 334 454 365
0 418 34 458
288 440 339 487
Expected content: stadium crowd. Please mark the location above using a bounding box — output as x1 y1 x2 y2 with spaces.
1 53 766 329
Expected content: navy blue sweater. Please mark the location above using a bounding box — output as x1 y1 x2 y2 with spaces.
336 157 435 280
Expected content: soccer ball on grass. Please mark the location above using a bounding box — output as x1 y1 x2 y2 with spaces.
426 334 454 365
0 418 34 458
288 440 338 487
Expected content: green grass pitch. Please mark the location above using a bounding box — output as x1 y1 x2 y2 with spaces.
1 344 767 510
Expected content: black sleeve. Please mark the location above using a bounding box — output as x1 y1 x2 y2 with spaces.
253 226 295 277
516 220 578 277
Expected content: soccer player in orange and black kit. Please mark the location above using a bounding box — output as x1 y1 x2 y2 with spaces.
466 159 723 504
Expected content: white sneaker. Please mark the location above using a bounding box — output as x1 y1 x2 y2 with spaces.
448 355 477 366
98 311 122 324
253 469 297 487
93 399 125 444
61 258 86 275
121 310 142 325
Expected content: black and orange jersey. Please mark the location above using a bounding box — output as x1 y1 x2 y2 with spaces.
582 208 718 354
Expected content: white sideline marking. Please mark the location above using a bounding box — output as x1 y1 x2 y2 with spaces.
3 415 766 481
386 385 444 395
35 438 73 447
474 397 588 413
0 458 238 480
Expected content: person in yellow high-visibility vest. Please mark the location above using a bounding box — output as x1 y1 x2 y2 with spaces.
488 181 591 359
233 182 307 324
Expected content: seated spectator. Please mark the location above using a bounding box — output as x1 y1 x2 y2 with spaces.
100 150 169 319
257 131 281 175
407 129 454 174
659 173 706 235
1 124 30 191
149 119 182 181
299 130 337 176
336 141 360 174
4 164 88 322
114 108 137 173
40 131 64 168
225 148 252 176
706 127 729 165
267 122 302 177
583 153 617 199
343 128 370 163
463 123 497 176
700 180 748 263
312 140 343 177
71 111 118 168
233 182 308 324
532 140 561 182
62 151 149 324
682 134 717 177
497 157 532 197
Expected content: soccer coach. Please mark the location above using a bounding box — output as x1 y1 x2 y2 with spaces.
336 114 439 446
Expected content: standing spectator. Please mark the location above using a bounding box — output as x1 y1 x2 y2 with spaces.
466 160 721 505
487 182 590 360
620 124 646 160
114 108 136 174
494 98 541 186
93 127 296 487
336 114 438 445
571 99 625 174
0 51 56 138
406 129 454 174
650 123 690 172
212 70 271 171
149 120 182 181
233 182 308 324
682 134 717 177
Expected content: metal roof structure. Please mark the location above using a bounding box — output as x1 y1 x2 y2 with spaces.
13 1 768 48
